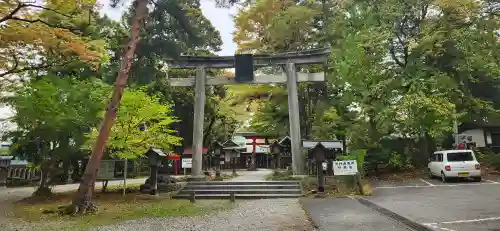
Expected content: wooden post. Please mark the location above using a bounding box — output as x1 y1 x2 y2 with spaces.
230 192 235 202
190 67 206 181
190 191 196 203
312 143 326 194
215 154 221 177
317 161 325 193
286 63 304 175
123 159 127 196
0 168 6 187
232 157 236 175
355 172 364 195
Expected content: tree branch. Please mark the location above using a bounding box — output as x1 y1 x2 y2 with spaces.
389 43 405 68
9 16 81 32
0 3 25 23
23 3 75 18
0 59 71 78
1 3 92 33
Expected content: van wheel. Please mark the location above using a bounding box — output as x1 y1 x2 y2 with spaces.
441 172 448 183
428 169 435 179
472 177 482 182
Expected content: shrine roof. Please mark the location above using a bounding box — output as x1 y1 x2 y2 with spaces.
233 131 279 138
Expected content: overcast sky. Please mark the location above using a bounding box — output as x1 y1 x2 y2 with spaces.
99 0 238 55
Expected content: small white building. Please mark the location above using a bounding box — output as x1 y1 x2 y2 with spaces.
459 122 500 153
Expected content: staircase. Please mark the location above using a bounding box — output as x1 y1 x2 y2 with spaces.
173 180 302 199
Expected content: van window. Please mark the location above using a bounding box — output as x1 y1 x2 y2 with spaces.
431 154 438 162
437 154 443 162
446 152 474 162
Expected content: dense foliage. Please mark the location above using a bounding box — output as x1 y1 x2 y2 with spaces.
231 0 500 168
0 0 239 197
0 0 498 207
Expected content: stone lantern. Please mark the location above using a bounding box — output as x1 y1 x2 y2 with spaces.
222 140 244 175
142 148 166 195
211 141 224 177
269 141 282 169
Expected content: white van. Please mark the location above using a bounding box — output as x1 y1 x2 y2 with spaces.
428 150 481 182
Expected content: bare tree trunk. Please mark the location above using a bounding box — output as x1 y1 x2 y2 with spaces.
34 158 56 197
69 0 148 214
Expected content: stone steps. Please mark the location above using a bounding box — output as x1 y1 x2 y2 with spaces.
173 180 302 199
174 193 302 199
183 184 299 190
181 189 301 194
187 181 299 185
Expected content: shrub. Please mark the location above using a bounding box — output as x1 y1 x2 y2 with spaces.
266 169 295 180
488 154 500 171
341 149 367 174
387 151 414 171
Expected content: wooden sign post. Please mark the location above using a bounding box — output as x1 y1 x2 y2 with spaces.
166 48 330 178
311 142 327 194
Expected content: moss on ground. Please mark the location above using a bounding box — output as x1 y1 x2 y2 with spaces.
265 170 373 197
7 186 232 230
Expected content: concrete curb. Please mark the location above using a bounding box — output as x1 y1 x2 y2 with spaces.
298 198 320 229
356 197 433 231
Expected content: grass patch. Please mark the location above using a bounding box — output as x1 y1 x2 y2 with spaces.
265 170 296 181
266 170 373 197
8 190 233 230
105 183 142 192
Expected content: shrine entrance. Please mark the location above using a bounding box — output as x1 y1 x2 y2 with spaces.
166 48 330 179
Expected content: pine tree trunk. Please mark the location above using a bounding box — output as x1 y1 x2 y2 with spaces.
69 0 148 214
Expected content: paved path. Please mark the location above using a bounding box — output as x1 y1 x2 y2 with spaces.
301 197 408 231
369 178 500 231
230 169 272 181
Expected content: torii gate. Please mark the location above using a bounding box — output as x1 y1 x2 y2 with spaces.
166 48 331 180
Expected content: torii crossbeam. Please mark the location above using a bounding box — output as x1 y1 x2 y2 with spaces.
166 48 331 180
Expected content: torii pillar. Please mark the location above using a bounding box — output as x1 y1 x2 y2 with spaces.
166 48 331 177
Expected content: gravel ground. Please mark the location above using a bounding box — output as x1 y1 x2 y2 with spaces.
94 199 315 231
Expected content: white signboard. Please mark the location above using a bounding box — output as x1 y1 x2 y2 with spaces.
97 160 115 180
333 160 358 175
302 140 343 150
245 144 269 153
182 158 192 168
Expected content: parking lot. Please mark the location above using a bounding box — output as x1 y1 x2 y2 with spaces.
367 175 500 231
